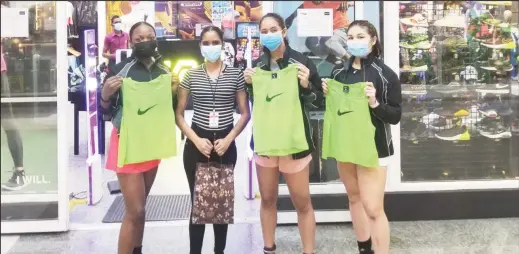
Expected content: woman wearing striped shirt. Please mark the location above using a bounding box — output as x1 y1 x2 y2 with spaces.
175 26 250 254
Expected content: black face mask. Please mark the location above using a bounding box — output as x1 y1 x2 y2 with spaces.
133 40 157 58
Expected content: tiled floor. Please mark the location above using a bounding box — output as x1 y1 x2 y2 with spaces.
3 218 519 254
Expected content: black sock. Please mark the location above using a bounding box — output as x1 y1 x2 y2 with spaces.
358 238 373 253
133 246 142 254
263 244 276 253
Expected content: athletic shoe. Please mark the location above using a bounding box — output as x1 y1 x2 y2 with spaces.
400 13 428 27
401 120 427 141
435 126 470 141
429 116 463 130
481 37 516 49
430 82 467 94
1 169 27 191
460 66 478 81
477 118 512 139
479 103 514 117
434 105 470 117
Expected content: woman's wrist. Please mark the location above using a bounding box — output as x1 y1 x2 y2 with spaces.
369 100 380 108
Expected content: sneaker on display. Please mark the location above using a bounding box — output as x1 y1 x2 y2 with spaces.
435 125 470 141
401 120 427 141
1 169 27 191
477 117 512 139
400 13 428 27
478 103 514 117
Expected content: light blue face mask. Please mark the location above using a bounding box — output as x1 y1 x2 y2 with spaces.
201 45 222 62
260 31 283 51
346 40 371 57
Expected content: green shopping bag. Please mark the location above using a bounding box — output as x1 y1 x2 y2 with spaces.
118 74 177 167
322 80 379 168
251 64 308 156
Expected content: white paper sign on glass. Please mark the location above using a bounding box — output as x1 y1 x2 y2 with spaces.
296 8 334 37
1 8 29 38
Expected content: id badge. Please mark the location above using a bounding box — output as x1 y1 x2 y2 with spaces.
209 111 219 128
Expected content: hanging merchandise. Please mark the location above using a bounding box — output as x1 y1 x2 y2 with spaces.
71 1 97 27
321 80 379 168
251 64 308 156
66 1 79 38
117 74 177 167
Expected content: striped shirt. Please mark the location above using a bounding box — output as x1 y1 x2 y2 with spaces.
180 64 245 130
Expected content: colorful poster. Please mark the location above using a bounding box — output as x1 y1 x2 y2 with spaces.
236 22 262 70
212 1 235 39
234 1 263 22
155 1 177 38
106 1 155 34
178 1 212 40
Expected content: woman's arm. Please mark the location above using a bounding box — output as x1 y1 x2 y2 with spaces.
174 71 200 143
226 72 251 141
371 68 402 125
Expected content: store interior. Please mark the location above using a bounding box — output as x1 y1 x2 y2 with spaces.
1 1 518 234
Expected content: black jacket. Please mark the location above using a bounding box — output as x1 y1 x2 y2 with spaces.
247 46 321 159
331 54 402 158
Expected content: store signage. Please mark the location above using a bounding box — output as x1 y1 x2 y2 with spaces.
296 8 333 37
84 29 103 205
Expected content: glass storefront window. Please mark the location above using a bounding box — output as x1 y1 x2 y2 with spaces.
398 1 519 181
1 1 59 221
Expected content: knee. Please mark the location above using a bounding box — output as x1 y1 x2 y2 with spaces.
347 192 362 206
362 201 384 220
261 194 278 209
293 195 313 214
125 205 146 222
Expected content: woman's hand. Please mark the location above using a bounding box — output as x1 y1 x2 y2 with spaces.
214 136 232 156
244 68 255 84
194 137 213 158
365 82 378 108
321 78 328 97
101 76 122 101
297 64 310 88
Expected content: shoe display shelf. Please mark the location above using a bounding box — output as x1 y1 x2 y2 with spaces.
398 1 518 181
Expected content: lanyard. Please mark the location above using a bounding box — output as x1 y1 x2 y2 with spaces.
203 63 223 111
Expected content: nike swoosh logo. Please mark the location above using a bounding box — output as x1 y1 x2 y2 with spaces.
137 104 158 115
266 93 283 102
337 109 353 116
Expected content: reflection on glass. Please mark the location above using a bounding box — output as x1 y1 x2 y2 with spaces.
1 1 58 221
398 1 519 181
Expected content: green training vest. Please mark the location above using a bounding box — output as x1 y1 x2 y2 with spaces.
118 74 177 167
251 64 308 156
322 80 379 168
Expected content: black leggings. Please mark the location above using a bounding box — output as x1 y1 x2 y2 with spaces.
183 123 237 254
1 72 23 168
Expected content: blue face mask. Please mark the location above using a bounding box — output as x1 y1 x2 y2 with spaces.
346 40 371 57
260 31 283 51
201 45 222 62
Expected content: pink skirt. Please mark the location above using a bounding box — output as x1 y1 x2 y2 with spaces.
105 127 160 174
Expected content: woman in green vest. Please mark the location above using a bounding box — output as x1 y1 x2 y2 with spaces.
322 20 402 254
243 12 321 254
100 21 179 254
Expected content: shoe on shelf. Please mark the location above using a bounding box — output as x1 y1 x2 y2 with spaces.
435 125 470 141
481 37 515 49
401 120 427 141
476 117 512 139
478 103 514 117
1 169 27 191
400 13 428 27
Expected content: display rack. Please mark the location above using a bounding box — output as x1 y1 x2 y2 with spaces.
398 1 518 181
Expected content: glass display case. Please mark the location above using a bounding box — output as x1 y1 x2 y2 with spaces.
397 1 518 181
1 1 69 234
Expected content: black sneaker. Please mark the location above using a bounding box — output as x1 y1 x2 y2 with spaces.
401 120 427 141
2 169 27 191
477 118 511 139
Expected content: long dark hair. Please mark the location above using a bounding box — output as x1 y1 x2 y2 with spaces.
259 12 290 54
348 20 382 58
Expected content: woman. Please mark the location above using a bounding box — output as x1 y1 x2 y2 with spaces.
243 13 320 254
322 20 402 254
175 26 250 254
100 21 178 254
